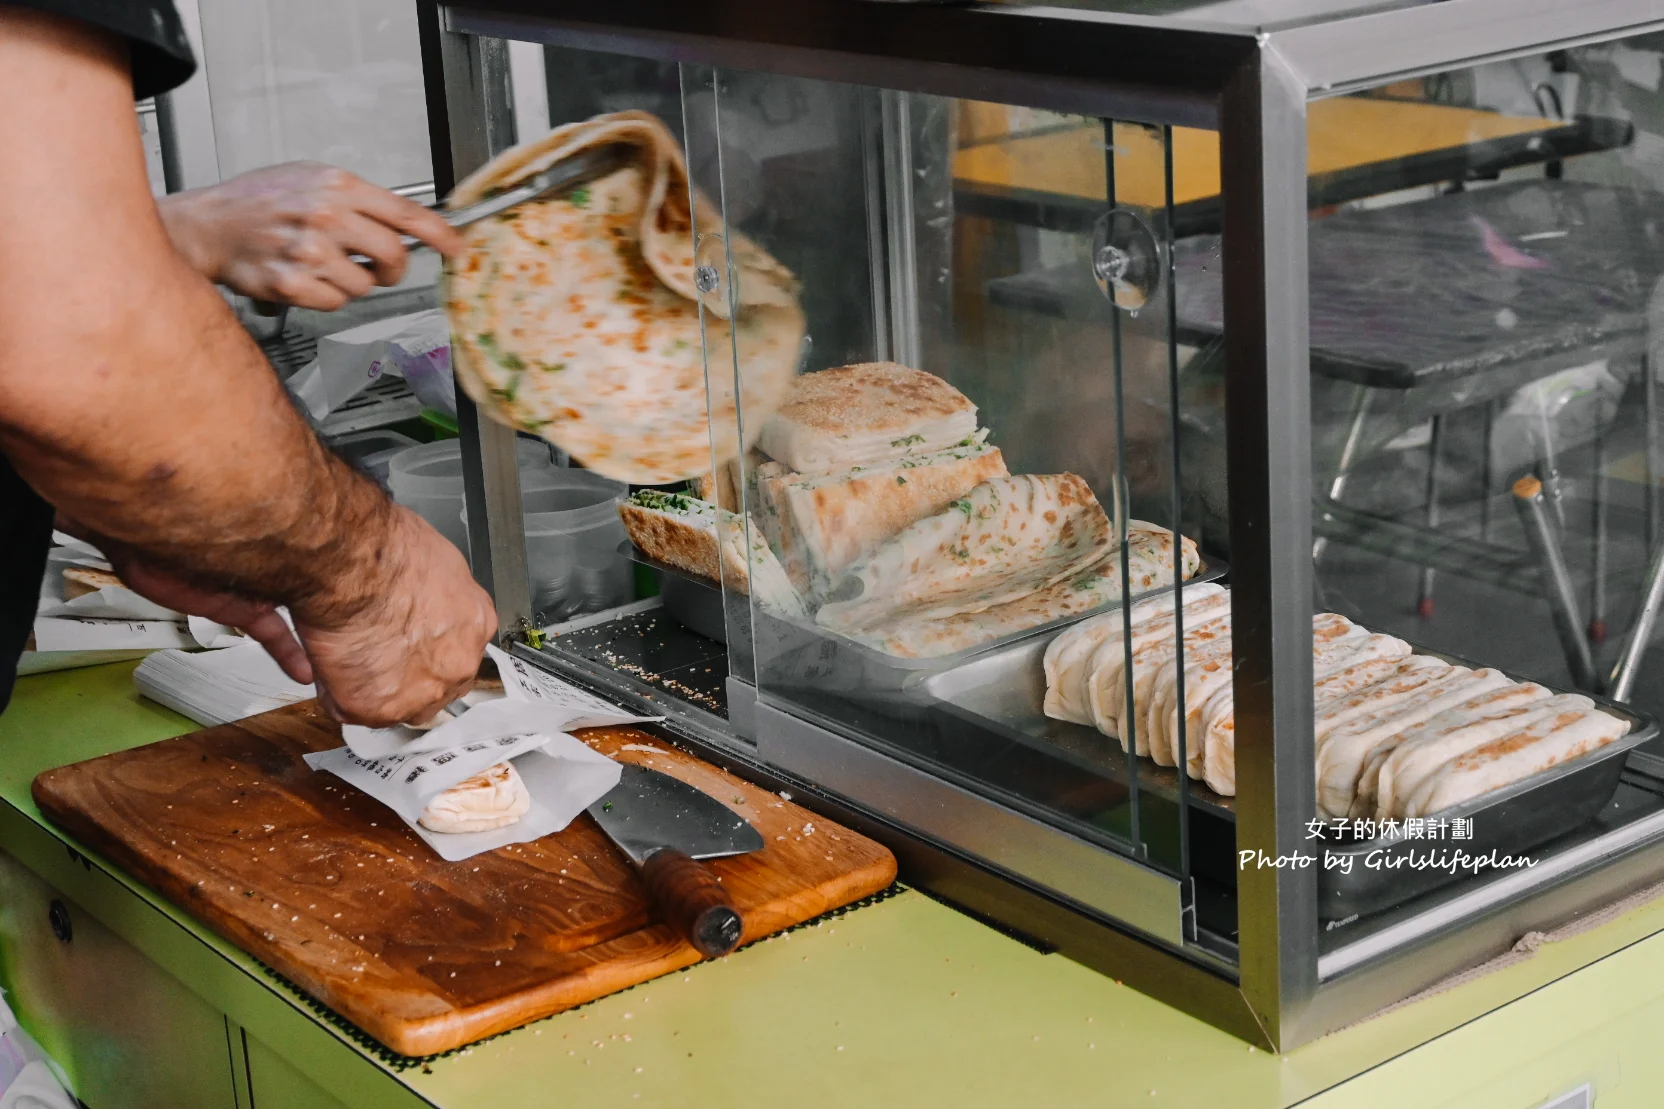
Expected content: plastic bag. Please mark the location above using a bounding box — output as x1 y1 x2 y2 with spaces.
1490 359 1626 479
0 990 75 1109
288 309 452 420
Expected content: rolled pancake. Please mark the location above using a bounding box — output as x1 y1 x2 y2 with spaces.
1313 665 1497 818
1405 706 1630 818
1044 594 1181 726
1092 611 1231 756
445 111 805 483
763 438 1006 603
817 474 1112 635
757 362 979 473
1144 626 1238 765
418 762 531 834
1196 621 1369 795
859 525 1204 660
1084 601 1234 747
1351 680 1548 819
1312 640 1415 708
1124 525 1204 586
63 566 122 600
1314 654 1449 750
1042 584 1226 725
1372 686 1561 820
1163 627 1399 781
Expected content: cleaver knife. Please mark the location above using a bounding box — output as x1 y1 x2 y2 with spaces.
588 763 764 958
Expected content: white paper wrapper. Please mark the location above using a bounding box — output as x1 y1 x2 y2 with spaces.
48 532 112 570
488 644 664 726
16 649 151 677
134 639 316 725
187 615 245 650
39 586 179 623
33 538 191 649
32 616 195 652
288 308 448 419
339 649 659 761
308 699 623 862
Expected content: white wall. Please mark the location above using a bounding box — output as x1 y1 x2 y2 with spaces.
194 0 432 189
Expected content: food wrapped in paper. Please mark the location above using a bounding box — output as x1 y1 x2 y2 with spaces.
444 110 805 483
419 762 531 833
309 699 623 862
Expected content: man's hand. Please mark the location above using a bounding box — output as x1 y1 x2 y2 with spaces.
291 507 496 727
67 508 497 727
107 550 314 685
158 162 463 310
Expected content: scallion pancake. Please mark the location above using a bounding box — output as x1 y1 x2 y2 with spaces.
445 111 804 483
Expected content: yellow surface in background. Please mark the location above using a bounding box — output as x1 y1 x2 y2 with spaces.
1605 449 1664 487
953 98 1560 208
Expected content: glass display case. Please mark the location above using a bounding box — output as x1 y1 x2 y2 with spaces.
424 0 1664 1049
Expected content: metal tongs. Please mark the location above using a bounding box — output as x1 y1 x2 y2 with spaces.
387 143 633 253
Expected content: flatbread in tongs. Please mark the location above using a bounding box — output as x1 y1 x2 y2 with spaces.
444 111 805 484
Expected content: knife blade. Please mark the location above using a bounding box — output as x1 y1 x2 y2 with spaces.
589 763 763 957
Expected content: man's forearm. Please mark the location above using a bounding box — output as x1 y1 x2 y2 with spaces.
0 9 397 624
154 189 226 284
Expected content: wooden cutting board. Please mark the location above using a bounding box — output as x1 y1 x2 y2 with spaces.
32 701 896 1057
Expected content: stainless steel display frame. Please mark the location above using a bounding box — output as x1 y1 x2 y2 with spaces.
420 0 1664 1051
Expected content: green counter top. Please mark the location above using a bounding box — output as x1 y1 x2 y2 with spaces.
4 662 1664 1107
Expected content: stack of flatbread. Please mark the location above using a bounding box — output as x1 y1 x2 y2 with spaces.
750 362 1009 602
621 360 1202 659
623 362 1007 622
445 111 805 484
1043 586 1631 818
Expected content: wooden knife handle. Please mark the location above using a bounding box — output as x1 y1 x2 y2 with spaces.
641 848 743 958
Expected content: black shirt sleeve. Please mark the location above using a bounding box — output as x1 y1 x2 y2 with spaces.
9 0 196 101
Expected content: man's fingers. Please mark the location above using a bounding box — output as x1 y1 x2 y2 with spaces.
337 212 410 286
348 180 464 258
240 609 314 685
240 263 349 312
312 250 377 304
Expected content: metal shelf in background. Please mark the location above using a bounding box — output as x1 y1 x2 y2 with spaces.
319 378 425 436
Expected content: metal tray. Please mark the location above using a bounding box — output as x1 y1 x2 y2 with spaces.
754 557 1229 698
622 535 1226 694
1315 652 1658 920
923 634 1659 919
920 632 1237 818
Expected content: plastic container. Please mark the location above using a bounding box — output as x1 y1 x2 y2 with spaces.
388 438 558 555
328 429 419 487
457 468 632 622
521 472 631 621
